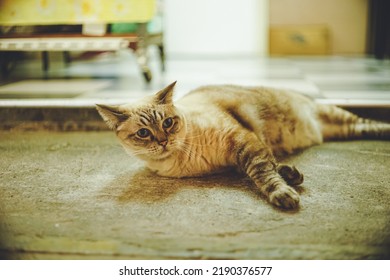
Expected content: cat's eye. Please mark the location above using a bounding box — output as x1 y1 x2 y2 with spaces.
136 128 151 138
162 117 173 129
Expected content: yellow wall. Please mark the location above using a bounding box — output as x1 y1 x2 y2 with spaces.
269 0 368 54
0 0 155 25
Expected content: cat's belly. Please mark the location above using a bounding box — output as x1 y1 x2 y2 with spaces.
266 113 323 154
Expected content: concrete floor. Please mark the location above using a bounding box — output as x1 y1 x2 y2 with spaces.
0 131 389 259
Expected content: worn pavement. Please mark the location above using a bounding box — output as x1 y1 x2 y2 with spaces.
0 131 389 259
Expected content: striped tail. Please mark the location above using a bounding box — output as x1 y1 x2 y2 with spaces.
317 104 390 141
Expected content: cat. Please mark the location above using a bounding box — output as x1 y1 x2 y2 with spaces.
96 81 390 210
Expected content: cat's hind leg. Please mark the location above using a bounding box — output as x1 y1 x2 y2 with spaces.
277 164 304 186
233 133 300 210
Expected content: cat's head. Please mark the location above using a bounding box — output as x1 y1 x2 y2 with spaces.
96 81 187 161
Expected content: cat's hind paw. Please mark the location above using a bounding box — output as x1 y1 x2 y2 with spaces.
269 185 300 210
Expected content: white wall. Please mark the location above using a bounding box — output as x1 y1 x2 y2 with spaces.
164 0 268 57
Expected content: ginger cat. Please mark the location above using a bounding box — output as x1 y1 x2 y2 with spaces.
97 82 389 210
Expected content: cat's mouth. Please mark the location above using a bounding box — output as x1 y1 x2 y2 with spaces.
154 148 173 160
147 144 172 159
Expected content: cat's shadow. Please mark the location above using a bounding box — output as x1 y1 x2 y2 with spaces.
99 167 257 203
99 166 306 210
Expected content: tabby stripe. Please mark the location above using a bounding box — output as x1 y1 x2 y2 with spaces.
346 122 390 140
263 174 278 186
140 113 151 123
247 160 272 178
152 110 158 121
242 153 254 171
263 178 280 194
140 118 149 126
241 150 260 171
235 146 246 166
250 171 269 183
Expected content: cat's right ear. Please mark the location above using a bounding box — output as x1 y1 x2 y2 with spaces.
96 104 128 130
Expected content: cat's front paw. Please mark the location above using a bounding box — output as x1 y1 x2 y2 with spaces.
269 185 300 210
277 164 304 186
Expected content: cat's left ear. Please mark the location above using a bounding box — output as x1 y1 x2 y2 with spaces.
154 81 176 105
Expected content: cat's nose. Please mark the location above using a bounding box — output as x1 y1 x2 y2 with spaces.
158 139 168 147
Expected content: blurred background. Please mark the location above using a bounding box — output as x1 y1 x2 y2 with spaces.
0 0 389 129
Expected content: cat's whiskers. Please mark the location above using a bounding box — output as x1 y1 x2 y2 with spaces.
180 130 224 140
175 136 213 148
169 139 187 157
178 145 196 161
171 138 196 160
128 149 150 157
